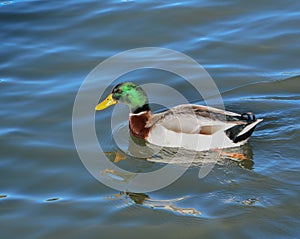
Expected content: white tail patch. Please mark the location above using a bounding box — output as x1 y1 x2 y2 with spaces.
237 119 263 137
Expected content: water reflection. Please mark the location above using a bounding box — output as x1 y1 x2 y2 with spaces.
146 144 255 170
0 1 13 5
111 133 254 167
109 191 201 217
100 136 255 186
45 197 60 202
113 124 255 170
100 167 138 183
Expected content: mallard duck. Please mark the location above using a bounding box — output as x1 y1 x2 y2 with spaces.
95 82 263 152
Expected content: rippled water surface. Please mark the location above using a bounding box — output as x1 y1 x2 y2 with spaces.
1 1 300 238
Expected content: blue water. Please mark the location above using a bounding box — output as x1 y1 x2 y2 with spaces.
1 1 300 238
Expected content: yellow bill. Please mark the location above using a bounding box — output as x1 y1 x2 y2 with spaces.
95 94 117 110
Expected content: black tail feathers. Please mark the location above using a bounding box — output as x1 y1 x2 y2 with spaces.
226 112 259 143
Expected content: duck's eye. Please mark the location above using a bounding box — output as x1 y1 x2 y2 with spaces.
116 89 123 94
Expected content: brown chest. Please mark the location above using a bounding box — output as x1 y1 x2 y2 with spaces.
129 111 151 139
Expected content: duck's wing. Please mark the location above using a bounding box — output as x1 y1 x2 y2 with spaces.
147 104 242 128
147 104 262 142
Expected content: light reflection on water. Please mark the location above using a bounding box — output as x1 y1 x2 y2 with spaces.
109 192 202 217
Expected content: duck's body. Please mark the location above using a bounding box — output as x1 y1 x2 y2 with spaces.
96 82 262 151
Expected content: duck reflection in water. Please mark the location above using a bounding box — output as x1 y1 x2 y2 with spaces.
105 132 255 170
108 191 201 217
101 136 255 217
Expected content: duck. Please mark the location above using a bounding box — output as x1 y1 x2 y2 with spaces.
95 82 263 152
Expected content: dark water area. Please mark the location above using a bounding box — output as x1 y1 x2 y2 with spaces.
1 0 300 238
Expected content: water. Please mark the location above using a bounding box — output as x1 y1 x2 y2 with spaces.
1 0 300 238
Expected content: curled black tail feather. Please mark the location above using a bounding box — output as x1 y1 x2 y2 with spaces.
240 112 256 122
226 112 258 143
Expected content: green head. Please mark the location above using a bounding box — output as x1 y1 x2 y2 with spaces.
95 82 150 113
